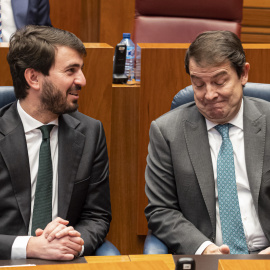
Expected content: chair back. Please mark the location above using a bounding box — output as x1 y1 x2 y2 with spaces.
171 82 270 110
133 0 243 45
0 86 16 108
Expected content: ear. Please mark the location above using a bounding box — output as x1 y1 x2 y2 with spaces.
241 62 250 86
24 68 41 90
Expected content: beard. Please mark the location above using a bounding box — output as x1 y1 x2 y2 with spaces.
40 78 80 115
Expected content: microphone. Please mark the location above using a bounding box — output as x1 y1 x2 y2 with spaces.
175 258 195 270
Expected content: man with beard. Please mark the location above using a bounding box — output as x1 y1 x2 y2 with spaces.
0 25 111 260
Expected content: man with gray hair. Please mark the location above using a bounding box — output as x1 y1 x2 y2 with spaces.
145 31 270 255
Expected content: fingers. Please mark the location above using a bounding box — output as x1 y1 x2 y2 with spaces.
26 234 83 260
35 228 43 237
203 244 222 254
259 247 270 254
69 235 84 246
43 217 69 241
67 230 81 237
219 244 230 254
35 217 82 244
52 226 79 241
203 243 230 254
61 236 83 253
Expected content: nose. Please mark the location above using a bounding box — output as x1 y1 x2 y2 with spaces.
204 84 218 101
75 70 86 87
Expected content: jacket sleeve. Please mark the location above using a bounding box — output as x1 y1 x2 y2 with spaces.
72 122 112 255
145 120 210 254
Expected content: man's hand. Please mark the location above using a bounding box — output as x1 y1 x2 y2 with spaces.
26 233 84 260
35 217 81 242
259 247 270 254
27 217 84 260
203 244 230 254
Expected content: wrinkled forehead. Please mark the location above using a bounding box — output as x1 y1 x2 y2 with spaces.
189 58 232 80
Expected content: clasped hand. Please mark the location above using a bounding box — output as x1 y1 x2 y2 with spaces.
26 217 84 260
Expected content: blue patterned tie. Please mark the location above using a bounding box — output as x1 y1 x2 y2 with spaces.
215 124 248 254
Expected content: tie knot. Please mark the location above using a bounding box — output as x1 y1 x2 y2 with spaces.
39 125 54 140
215 123 232 139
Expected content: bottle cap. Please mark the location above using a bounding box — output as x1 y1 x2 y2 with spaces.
123 33 131 38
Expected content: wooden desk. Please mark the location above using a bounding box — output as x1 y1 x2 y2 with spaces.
129 254 175 270
85 255 130 263
173 254 270 270
0 257 86 267
219 259 270 270
0 260 169 270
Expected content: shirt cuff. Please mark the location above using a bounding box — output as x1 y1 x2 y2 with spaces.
195 241 213 255
79 245 84 257
11 236 32 259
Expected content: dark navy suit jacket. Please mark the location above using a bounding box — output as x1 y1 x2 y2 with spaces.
11 0 52 29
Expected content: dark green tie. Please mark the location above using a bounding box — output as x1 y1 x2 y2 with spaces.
31 125 54 236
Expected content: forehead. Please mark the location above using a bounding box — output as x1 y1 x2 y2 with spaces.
53 46 83 67
189 58 234 79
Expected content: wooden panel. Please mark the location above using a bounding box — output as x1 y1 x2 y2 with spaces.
49 0 81 39
244 0 270 8
80 0 100 42
242 0 270 43
100 0 135 47
242 33 270 43
0 44 12 86
242 8 270 27
244 44 270 83
107 84 145 254
136 44 270 235
218 260 270 270
137 43 190 235
78 43 113 152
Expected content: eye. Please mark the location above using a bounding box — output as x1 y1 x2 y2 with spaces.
194 83 204 89
66 68 75 74
214 80 226 86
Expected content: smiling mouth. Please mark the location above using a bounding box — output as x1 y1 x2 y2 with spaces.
69 92 79 96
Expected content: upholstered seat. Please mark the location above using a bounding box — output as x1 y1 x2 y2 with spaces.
133 0 243 45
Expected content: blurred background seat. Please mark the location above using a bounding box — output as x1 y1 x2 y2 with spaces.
133 0 243 45
0 86 16 108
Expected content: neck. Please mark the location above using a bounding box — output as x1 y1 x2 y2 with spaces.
19 98 58 124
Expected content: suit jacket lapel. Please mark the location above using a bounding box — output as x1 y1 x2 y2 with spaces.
11 0 29 29
57 114 85 218
0 103 31 230
243 97 265 213
183 106 216 233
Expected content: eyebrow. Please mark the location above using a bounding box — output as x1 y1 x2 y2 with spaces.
190 70 228 80
65 63 84 70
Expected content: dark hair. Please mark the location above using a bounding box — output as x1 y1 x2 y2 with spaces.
7 25 87 99
185 31 246 78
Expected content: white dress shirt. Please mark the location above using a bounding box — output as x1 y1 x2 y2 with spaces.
11 101 59 259
196 99 269 254
1 0 17 42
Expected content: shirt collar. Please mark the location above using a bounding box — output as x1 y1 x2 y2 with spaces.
205 99 243 131
17 100 59 133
